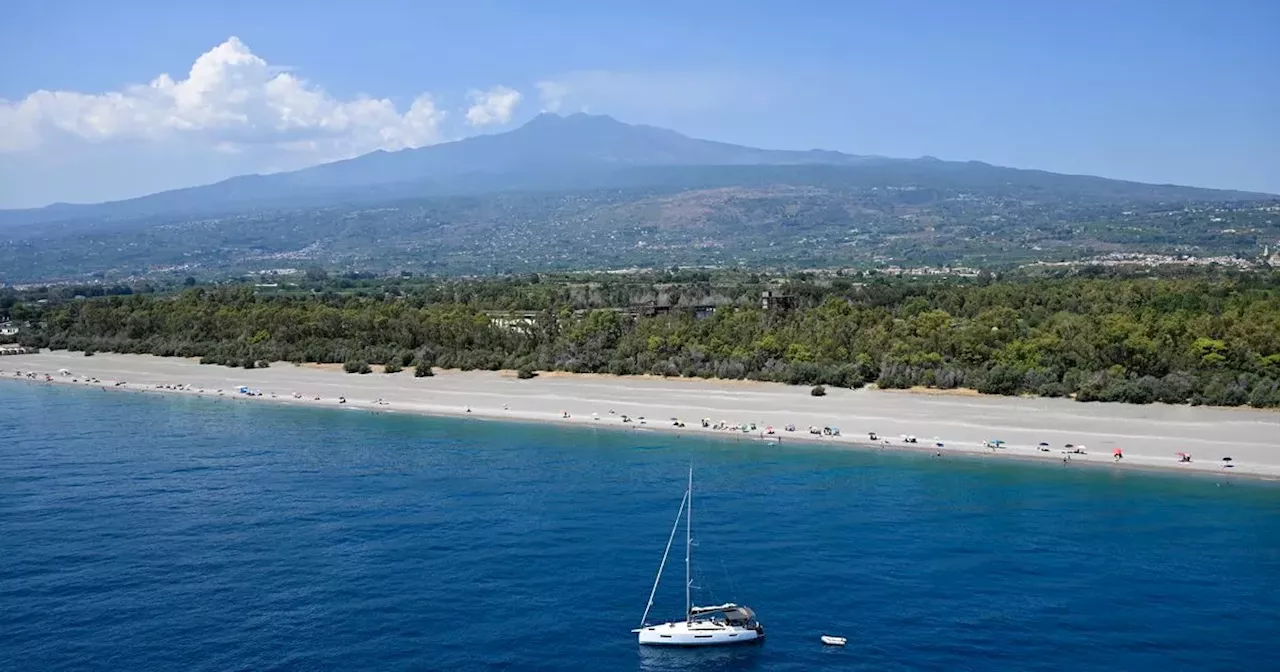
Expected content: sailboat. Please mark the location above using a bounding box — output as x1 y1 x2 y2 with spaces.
632 467 765 646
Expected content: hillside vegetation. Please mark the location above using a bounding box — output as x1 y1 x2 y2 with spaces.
10 270 1280 408
2 114 1275 283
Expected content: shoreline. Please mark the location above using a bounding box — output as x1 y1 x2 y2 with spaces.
4 351 1278 481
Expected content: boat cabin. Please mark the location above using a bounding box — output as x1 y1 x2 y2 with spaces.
689 603 760 628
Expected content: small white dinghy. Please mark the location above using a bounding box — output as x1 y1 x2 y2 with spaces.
821 635 847 646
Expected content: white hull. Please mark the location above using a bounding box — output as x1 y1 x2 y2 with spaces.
636 621 764 646
634 469 764 648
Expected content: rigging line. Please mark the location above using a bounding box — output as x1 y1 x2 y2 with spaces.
692 488 738 605
696 563 718 607
690 556 708 600
639 489 688 627
689 530 716 604
711 519 741 602
719 555 736 604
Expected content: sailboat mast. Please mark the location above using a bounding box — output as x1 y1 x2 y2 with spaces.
685 464 692 623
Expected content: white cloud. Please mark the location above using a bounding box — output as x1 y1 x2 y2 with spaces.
0 37 447 157
464 86 522 127
534 81 569 113
530 69 764 118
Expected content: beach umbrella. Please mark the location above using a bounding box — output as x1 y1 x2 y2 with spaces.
1113 448 1123 456
1038 442 1050 447
1222 457 1233 462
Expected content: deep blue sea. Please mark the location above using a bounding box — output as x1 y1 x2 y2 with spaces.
2 382 1279 671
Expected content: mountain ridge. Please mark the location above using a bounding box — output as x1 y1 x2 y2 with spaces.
1 113 1272 229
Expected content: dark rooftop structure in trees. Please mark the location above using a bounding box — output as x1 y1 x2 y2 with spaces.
761 291 796 312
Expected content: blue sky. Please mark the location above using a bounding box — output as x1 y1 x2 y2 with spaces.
1 0 1276 207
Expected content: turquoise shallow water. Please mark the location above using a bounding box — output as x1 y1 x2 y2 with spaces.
2 382 1279 671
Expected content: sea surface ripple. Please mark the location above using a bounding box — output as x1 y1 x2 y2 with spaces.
2 382 1278 671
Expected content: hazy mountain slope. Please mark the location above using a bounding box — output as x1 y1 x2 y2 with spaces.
2 113 1277 283
1 113 1271 231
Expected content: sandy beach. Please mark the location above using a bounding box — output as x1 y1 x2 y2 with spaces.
4 351 1278 480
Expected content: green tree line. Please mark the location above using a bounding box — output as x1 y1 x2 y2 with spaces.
16 273 1280 408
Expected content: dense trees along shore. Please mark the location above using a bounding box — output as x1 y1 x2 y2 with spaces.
8 270 1280 408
